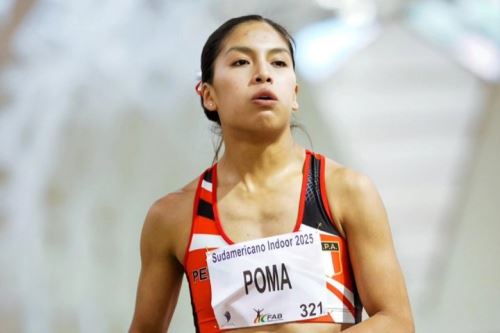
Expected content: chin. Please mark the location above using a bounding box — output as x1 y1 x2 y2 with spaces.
250 116 291 138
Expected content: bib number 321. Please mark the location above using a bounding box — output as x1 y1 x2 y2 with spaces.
300 301 323 318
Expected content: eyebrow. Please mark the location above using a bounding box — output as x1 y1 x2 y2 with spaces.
224 46 291 57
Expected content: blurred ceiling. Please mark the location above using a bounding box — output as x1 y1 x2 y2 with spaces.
0 0 499 332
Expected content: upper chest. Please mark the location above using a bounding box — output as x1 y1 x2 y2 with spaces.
216 177 304 242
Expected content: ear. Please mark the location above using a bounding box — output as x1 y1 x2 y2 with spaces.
292 84 299 112
201 83 218 111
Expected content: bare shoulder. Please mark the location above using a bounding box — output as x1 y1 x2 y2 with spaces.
147 179 198 229
323 157 384 232
141 178 199 264
324 158 377 196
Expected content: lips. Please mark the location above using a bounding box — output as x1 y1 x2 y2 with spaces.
251 89 278 101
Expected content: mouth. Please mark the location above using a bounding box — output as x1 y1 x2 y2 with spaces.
251 90 278 102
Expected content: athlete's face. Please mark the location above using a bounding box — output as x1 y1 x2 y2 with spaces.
202 21 299 134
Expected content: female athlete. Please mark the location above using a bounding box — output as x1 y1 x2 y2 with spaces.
129 15 414 333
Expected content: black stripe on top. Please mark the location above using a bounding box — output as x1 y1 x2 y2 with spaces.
203 168 212 183
302 154 340 236
197 199 214 220
197 169 215 220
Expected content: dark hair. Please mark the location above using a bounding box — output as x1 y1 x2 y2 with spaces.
200 15 296 123
199 15 297 162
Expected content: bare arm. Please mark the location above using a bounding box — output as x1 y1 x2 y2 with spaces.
129 197 187 333
329 167 414 333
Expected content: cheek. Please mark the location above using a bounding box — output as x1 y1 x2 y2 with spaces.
280 77 297 98
277 70 296 86
216 76 246 102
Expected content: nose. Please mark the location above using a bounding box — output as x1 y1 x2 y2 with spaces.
252 63 273 84
254 74 272 84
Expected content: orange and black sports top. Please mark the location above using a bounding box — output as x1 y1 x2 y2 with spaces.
183 151 362 332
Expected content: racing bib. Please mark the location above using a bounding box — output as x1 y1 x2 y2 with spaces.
206 230 327 330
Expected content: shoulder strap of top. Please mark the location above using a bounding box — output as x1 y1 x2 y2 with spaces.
183 166 216 268
302 152 340 236
196 167 215 220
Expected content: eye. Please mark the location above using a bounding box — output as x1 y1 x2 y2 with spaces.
232 59 250 66
272 60 288 67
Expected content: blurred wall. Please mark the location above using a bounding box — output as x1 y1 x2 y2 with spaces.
418 87 500 333
1 1 499 333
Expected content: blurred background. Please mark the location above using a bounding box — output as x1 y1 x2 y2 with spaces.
0 0 499 332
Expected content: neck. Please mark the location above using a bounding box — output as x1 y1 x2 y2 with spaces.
217 128 305 189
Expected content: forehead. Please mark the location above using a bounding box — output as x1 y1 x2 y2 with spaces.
220 21 289 52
